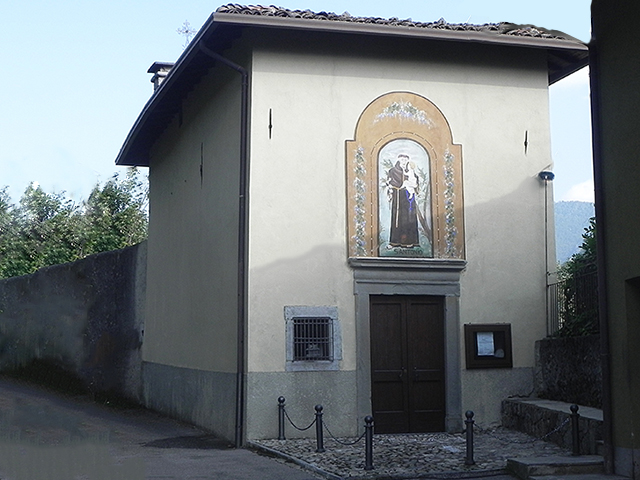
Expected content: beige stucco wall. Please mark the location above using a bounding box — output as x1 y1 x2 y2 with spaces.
141 28 557 440
142 55 249 440
144 62 243 373
245 31 554 435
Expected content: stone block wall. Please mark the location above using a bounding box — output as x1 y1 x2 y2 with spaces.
534 335 602 408
502 398 603 455
0 242 146 402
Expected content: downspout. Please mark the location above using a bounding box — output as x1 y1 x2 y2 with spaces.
544 176 550 333
588 37 613 474
199 42 249 449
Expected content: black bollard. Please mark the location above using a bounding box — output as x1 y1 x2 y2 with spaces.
465 410 475 465
364 416 374 470
315 405 325 453
278 396 286 440
570 404 580 456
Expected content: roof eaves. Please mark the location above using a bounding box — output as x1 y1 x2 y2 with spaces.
548 49 589 85
115 13 219 166
212 11 588 53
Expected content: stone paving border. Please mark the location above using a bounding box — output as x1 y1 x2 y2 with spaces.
250 441 344 480
251 428 572 480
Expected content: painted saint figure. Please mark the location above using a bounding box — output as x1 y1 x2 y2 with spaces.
388 154 420 247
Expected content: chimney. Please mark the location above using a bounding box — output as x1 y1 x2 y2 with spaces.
148 62 174 91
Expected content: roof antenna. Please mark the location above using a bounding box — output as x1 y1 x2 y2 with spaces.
177 20 198 49
465 15 471 24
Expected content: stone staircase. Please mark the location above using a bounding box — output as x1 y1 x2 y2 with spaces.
503 399 629 480
507 455 603 478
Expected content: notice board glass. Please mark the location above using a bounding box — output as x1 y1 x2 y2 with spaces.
464 324 513 369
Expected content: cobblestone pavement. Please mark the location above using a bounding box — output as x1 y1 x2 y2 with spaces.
254 428 572 480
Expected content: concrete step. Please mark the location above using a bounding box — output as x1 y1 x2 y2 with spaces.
530 475 628 480
507 455 605 479
531 473 629 480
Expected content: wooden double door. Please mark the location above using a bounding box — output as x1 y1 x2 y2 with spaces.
370 295 445 433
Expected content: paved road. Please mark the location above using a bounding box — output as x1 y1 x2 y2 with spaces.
0 375 522 480
0 375 320 480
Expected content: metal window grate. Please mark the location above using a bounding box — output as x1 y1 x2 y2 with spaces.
293 317 332 361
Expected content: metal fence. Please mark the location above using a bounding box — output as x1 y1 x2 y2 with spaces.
547 269 598 336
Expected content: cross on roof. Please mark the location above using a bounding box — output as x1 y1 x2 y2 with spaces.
177 20 197 49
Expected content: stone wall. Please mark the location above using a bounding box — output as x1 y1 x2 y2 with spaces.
534 335 602 408
0 242 146 402
502 398 603 455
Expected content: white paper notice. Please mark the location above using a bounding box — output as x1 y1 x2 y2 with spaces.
476 332 495 356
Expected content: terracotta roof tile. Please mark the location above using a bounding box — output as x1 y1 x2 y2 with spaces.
215 4 572 41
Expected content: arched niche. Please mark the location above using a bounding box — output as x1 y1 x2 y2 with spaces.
346 92 465 259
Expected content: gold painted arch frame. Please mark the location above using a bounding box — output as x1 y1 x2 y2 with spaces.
346 92 465 259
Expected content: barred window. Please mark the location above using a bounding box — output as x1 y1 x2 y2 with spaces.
293 317 332 361
285 306 341 371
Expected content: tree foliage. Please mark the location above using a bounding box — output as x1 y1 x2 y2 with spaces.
554 201 595 264
556 216 598 336
0 169 148 279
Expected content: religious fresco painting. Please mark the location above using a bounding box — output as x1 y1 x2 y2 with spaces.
346 92 465 259
378 139 432 257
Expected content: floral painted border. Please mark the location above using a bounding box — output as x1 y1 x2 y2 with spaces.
374 101 434 127
352 146 368 256
443 150 458 257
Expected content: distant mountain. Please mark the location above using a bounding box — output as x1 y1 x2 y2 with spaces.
555 201 595 265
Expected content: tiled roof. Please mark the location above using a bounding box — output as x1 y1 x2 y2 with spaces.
216 4 572 41
115 4 588 167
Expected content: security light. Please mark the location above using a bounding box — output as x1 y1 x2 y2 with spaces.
538 171 555 181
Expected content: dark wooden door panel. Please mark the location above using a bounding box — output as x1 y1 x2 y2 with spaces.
371 381 409 433
407 301 444 369
370 295 445 433
370 298 408 432
406 298 445 432
370 301 404 372
411 373 446 432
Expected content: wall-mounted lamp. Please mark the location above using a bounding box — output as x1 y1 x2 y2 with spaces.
538 171 555 182
539 169 554 319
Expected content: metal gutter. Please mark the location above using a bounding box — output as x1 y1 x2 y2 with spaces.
198 42 250 449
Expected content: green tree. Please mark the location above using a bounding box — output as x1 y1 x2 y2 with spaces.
556 216 598 336
81 169 148 255
0 169 147 279
0 187 11 227
0 184 80 278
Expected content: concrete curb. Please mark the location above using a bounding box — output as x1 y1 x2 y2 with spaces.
248 441 343 480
